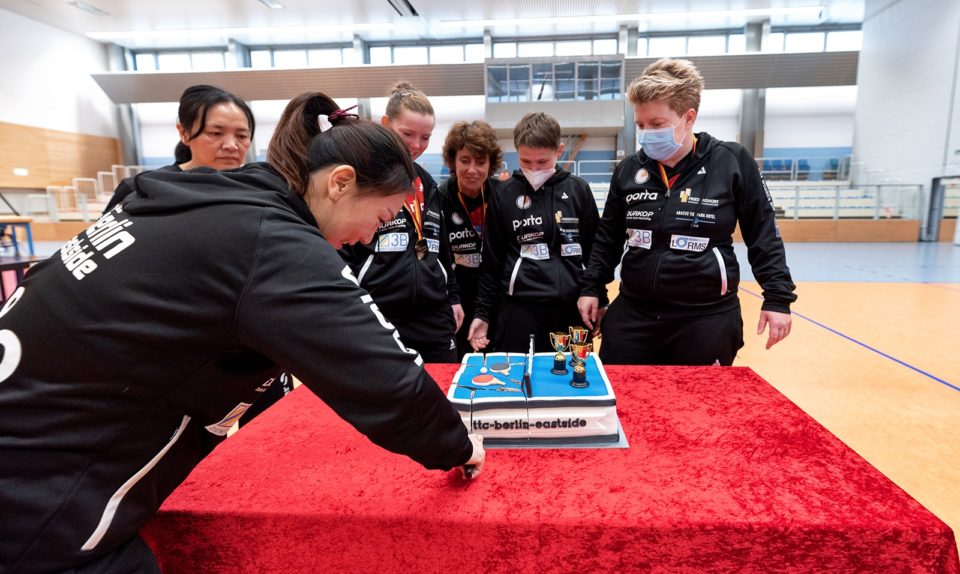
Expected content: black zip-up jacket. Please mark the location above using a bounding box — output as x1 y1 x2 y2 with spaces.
474 167 602 322
581 132 796 316
338 164 459 319
103 163 181 213
0 163 472 574
438 176 500 315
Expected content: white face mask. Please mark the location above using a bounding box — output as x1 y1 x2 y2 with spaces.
521 167 554 190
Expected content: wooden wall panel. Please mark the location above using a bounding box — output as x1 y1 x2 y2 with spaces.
734 220 922 242
938 219 956 242
0 121 121 189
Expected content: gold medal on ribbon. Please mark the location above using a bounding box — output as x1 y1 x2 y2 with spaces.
415 238 428 261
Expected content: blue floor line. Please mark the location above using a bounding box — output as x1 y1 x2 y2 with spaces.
740 287 960 392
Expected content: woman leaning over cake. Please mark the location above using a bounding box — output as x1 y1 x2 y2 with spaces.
578 58 796 366
438 120 503 360
0 92 484 574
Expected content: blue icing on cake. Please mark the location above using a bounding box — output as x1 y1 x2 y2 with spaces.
447 353 620 446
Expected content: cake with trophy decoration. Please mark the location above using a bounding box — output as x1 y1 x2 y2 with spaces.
446 328 621 446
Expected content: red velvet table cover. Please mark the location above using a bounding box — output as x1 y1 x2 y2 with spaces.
142 366 959 573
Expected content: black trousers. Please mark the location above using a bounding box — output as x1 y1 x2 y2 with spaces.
492 297 584 354
394 318 457 363
598 298 744 366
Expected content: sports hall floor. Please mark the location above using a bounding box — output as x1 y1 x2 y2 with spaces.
33 240 960 543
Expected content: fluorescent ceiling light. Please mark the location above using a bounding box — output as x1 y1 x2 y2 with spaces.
258 0 285 8
64 0 109 16
87 22 394 41
440 6 825 27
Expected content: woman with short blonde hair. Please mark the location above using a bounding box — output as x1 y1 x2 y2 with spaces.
580 58 796 366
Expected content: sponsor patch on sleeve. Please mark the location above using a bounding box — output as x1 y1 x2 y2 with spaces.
669 234 709 252
560 243 582 257
205 403 252 436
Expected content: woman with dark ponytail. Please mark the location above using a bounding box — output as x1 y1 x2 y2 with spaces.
104 84 255 211
0 92 484 573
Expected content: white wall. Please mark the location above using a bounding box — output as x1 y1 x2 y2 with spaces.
854 0 960 185
765 115 855 148
764 86 858 148
0 8 118 138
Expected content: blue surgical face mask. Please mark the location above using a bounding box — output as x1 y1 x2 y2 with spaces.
638 117 686 161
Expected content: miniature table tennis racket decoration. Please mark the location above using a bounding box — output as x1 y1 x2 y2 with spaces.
489 362 511 374
471 374 500 386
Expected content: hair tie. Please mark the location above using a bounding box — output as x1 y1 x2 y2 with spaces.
328 105 359 123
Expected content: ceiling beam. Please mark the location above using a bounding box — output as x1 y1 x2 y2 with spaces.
91 52 858 104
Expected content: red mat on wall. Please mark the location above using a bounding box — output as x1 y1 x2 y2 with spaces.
142 365 959 573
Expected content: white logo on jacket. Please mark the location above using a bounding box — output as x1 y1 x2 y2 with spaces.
341 266 422 365
451 212 464 225
512 215 543 230
625 191 658 203
634 168 650 184
516 195 532 209
60 206 137 281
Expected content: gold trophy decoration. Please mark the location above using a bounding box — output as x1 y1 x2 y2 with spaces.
549 331 571 375
569 343 593 388
568 326 590 365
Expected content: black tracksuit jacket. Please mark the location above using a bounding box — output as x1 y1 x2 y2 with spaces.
0 163 472 574
473 167 603 322
338 164 459 345
581 132 796 316
437 176 499 319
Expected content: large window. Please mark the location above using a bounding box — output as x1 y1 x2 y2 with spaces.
648 36 687 57
134 53 157 71
784 32 825 53
430 45 464 64
308 49 343 66
369 46 392 65
518 42 554 58
826 30 862 51
495 38 618 59
687 35 726 56
465 43 485 62
272 49 308 68
487 59 622 103
555 40 592 57
393 46 428 65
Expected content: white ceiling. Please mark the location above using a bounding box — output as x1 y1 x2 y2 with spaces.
0 0 864 50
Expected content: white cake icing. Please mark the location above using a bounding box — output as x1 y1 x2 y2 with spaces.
447 352 620 445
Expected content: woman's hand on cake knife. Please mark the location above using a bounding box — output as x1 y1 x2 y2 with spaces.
462 434 485 479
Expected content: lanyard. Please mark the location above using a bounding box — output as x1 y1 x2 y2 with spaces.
457 183 486 238
404 177 425 240
656 135 697 198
